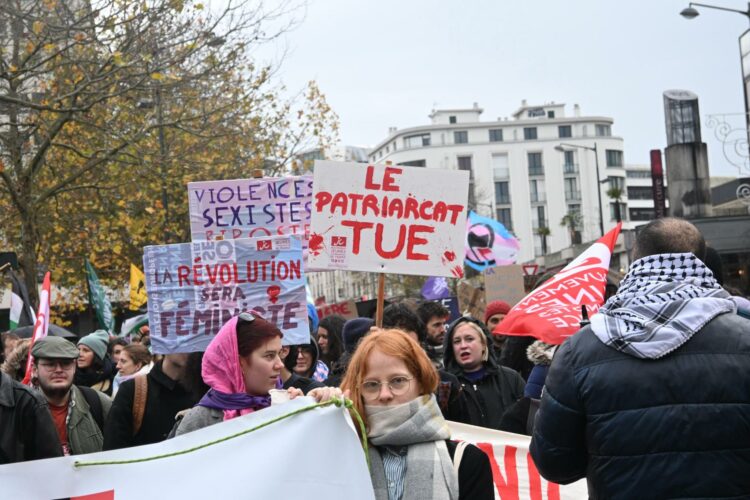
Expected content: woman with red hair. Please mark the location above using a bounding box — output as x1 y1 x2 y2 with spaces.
341 328 493 500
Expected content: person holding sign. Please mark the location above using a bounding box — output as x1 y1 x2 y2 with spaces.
340 329 494 500
174 313 303 435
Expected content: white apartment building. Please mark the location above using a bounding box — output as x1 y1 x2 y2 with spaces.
367 101 633 263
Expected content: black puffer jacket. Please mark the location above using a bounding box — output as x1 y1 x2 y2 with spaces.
443 317 525 430
530 312 750 499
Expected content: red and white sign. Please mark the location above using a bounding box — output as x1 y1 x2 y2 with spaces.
494 224 621 345
449 421 587 499
309 161 470 278
522 264 539 276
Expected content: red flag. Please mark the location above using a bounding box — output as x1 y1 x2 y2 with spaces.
22 272 51 385
494 224 621 345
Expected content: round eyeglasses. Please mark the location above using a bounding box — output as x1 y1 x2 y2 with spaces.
361 376 414 400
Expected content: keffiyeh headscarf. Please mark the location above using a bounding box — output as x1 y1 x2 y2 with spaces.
591 253 736 359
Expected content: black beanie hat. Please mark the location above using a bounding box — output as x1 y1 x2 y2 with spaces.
342 318 374 354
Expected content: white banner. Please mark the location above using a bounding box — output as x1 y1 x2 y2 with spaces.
448 421 588 500
309 160 469 278
0 398 374 499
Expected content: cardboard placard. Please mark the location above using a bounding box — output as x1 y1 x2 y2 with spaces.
484 264 526 307
457 281 485 320
309 161 469 278
316 299 359 321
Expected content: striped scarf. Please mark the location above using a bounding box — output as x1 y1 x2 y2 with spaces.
591 253 736 359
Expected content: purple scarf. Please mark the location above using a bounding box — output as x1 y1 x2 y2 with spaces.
197 378 282 420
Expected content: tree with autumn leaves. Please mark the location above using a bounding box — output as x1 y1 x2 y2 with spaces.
0 0 338 310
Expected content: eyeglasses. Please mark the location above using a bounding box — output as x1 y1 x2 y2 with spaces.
361 376 414 400
38 359 76 370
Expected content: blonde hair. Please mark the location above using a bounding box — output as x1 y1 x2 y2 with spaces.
453 321 489 362
341 329 439 430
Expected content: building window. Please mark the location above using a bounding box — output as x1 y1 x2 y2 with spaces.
606 149 623 167
496 208 513 231
629 207 655 221
489 129 503 142
608 176 625 191
564 178 580 200
404 134 430 148
392 141 397 151
529 179 546 203
524 127 538 140
449 115 457 124
492 153 510 179
454 131 468 144
495 181 511 204
567 203 581 215
547 110 556 119
610 202 628 221
528 152 544 176
399 159 426 167
532 205 547 229
457 155 472 179
563 150 578 174
627 170 651 178
627 186 653 200
596 124 612 136
558 125 572 138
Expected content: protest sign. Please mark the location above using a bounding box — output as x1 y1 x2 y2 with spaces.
0 398 374 499
188 176 313 245
143 235 308 353
448 421 588 499
495 224 621 345
485 265 526 307
309 161 469 278
457 281 485 319
437 296 461 322
316 299 359 321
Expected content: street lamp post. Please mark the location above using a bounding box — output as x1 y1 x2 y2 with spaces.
681 2 750 157
555 142 606 237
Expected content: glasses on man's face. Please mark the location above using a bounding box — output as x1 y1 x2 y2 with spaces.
361 376 414 400
38 359 76 370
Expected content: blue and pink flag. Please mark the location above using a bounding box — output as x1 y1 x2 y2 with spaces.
464 211 520 272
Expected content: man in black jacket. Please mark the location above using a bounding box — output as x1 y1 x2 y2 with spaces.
531 218 750 498
0 371 62 463
103 353 201 449
443 316 525 430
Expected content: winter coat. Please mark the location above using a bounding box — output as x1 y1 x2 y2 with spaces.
530 312 750 499
67 385 112 455
436 369 470 424
283 373 324 394
446 440 494 500
443 317 525 430
174 405 223 436
103 360 199 450
0 371 62 464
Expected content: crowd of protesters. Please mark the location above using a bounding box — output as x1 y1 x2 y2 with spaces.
1 217 750 498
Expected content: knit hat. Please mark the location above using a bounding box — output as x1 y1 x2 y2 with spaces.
342 318 374 354
77 329 110 361
484 300 511 324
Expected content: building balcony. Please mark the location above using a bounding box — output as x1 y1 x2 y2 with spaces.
528 167 545 176
532 219 549 229
565 191 582 201
530 192 546 203
563 163 579 175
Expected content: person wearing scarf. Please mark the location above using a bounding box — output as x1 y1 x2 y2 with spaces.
174 313 301 436
530 218 750 499
340 329 494 500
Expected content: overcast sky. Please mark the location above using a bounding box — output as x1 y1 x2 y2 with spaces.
255 0 750 177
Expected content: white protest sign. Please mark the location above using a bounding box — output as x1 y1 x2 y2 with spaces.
0 398 374 500
143 235 308 353
188 175 313 244
309 161 469 277
448 421 588 500
484 264 526 307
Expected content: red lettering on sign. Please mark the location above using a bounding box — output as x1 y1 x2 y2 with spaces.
477 442 519 500
365 165 402 192
405 224 434 261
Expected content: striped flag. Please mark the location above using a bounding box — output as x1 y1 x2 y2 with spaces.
22 272 50 385
8 269 35 330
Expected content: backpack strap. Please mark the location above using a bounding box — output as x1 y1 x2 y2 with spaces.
452 440 469 476
77 386 104 433
132 375 148 436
